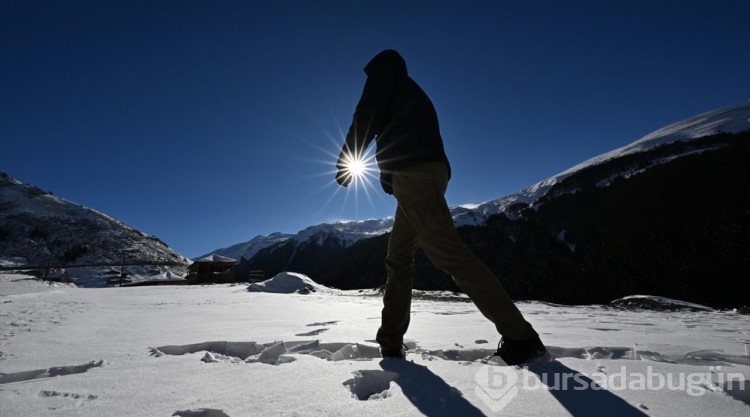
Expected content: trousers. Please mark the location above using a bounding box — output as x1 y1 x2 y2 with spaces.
375 162 535 350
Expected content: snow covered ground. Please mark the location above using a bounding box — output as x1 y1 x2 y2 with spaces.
0 273 748 417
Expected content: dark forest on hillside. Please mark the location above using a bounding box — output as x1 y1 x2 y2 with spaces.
236 132 749 308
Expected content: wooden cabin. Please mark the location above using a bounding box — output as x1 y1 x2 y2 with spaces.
187 254 237 284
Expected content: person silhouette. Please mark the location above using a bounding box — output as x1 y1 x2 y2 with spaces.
336 49 546 364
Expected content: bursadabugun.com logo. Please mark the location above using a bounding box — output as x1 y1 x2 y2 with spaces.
474 359 519 412
475 362 746 412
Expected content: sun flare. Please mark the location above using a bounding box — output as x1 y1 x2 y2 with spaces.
314 132 382 215
345 157 366 179
340 152 373 184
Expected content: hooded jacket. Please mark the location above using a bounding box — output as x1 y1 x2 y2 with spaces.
338 49 451 194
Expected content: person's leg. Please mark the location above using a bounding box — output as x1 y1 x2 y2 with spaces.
376 204 418 352
392 162 536 340
419 212 535 339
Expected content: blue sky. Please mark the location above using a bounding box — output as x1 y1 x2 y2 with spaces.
2 1 748 258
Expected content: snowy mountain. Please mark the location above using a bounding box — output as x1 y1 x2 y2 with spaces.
453 100 750 224
224 102 750 308
209 101 749 250
205 232 296 262
0 173 190 287
198 218 395 261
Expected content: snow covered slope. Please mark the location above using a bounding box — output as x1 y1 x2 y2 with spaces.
0 173 189 286
207 101 750 257
205 232 294 261
198 219 394 261
454 101 750 225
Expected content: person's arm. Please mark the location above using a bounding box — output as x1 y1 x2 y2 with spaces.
336 75 392 186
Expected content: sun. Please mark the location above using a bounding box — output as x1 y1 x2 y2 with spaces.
310 131 381 215
345 157 367 179
340 151 373 184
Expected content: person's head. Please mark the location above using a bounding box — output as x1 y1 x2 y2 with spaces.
364 49 407 78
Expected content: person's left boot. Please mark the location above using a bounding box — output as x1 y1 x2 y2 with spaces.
494 334 546 365
380 347 405 359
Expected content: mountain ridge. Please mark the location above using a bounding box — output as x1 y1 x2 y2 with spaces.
235 130 749 308
202 101 750 262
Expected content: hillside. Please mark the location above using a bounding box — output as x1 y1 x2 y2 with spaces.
210 102 749 258
0 173 189 287
226 103 750 308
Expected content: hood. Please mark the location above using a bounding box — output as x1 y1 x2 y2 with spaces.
364 49 408 78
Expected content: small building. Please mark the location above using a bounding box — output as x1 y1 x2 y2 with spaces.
187 254 237 284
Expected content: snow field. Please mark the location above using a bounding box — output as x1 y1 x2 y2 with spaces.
1 273 748 416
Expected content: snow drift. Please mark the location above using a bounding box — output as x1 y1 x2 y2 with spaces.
247 272 333 294
610 295 715 312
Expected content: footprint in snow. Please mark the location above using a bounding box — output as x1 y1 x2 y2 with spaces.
39 390 98 401
172 409 230 417
39 390 98 408
343 370 398 400
0 360 105 384
151 340 383 365
306 321 338 327
295 328 328 336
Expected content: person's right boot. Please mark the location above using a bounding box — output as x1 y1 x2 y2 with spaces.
494 334 547 365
